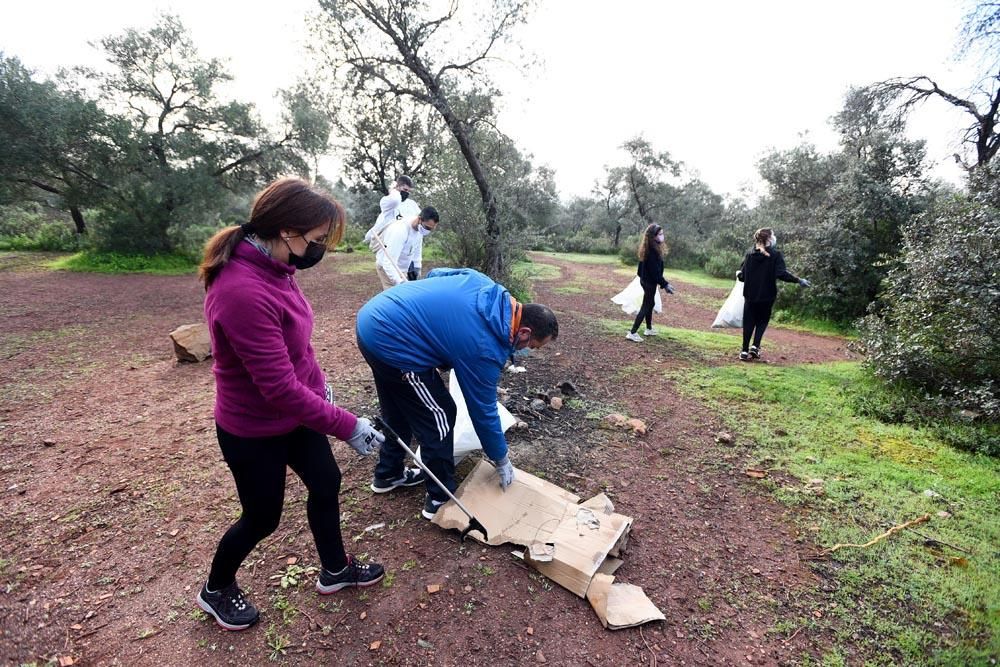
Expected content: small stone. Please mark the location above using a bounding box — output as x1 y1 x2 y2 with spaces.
715 432 733 444
526 626 534 635
549 396 563 411
530 398 547 412
536 650 547 663
43 439 56 447
463 585 472 593
936 511 951 519
426 584 441 594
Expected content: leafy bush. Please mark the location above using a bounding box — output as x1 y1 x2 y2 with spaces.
0 204 80 251
859 167 1000 426
703 248 743 279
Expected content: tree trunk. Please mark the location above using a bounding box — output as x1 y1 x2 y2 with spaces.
69 207 86 234
425 84 504 280
613 223 622 249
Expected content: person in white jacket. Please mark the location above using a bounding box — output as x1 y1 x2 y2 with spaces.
374 206 440 290
365 175 420 251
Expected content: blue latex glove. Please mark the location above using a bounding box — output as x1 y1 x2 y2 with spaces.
799 278 812 288
346 417 384 456
663 283 675 295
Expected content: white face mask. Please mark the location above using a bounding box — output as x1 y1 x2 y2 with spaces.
769 234 778 248
418 224 433 237
655 234 664 243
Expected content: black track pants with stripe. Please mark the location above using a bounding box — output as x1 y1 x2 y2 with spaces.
358 340 458 503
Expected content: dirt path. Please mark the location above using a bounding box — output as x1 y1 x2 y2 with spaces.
0 251 856 665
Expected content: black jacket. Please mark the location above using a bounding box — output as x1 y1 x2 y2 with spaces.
637 250 670 290
738 248 799 303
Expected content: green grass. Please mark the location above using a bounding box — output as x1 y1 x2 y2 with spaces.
771 310 858 338
531 251 620 265
599 318 739 358
612 266 733 290
512 259 561 281
677 360 1000 664
49 251 197 275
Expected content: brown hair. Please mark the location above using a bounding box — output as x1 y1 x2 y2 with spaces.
198 178 346 287
753 227 772 257
637 223 665 261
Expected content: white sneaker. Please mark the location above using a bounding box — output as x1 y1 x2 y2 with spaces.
625 332 643 342
644 328 657 336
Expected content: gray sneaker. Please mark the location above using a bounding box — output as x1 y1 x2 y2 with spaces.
370 467 426 494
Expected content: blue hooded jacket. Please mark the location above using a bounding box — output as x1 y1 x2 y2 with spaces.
356 268 515 461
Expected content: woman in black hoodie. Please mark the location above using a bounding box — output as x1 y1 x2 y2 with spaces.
736 228 810 361
626 223 675 342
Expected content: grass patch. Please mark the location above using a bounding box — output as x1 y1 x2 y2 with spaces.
598 318 739 358
512 259 561 281
664 268 734 290
531 251 620 265
677 360 1000 663
49 251 197 275
771 310 858 338
552 285 587 295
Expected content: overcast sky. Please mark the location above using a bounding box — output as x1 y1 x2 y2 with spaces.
1 1 985 201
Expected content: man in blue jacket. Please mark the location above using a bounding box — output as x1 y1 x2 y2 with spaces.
356 268 559 519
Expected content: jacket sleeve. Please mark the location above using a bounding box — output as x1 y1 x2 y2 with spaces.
376 222 407 285
773 251 800 283
453 359 507 462
737 255 746 282
213 293 358 440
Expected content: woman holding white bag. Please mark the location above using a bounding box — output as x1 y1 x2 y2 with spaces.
625 223 675 342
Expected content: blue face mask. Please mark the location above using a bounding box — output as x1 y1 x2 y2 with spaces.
512 347 532 358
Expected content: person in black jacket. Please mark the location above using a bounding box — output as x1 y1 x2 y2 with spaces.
736 228 810 361
626 223 675 342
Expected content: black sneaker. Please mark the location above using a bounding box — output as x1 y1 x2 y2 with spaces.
421 494 445 520
739 351 751 362
316 556 384 594
370 467 426 494
749 345 761 359
196 581 259 631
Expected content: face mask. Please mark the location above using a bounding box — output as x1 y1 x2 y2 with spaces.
512 347 532 358
656 234 664 243
769 234 778 248
284 237 326 270
400 190 410 201
418 223 433 237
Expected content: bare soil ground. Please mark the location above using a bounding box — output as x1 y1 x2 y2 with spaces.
0 250 858 666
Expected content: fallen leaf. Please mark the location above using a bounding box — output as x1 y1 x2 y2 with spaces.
286 556 298 565
369 641 381 651
417 638 433 649
626 418 647 434
426 584 441 594
418 602 428 609
949 557 969 568
360 611 367 620
58 657 76 667
745 469 767 479
70 624 82 631
536 650 547 663
168 529 179 537
526 626 534 636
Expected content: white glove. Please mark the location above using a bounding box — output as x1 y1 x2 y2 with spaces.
346 417 384 456
325 383 336 405
799 278 812 288
493 455 514 491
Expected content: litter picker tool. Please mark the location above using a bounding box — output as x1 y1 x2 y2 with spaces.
370 229 409 284
372 416 489 543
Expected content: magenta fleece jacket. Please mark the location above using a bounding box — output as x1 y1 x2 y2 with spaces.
204 241 357 440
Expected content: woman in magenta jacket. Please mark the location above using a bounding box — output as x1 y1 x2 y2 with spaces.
195 178 386 630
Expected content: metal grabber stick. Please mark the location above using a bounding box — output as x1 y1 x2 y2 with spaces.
372 417 489 542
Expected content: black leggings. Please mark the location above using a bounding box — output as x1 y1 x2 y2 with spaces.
631 282 658 333
742 300 774 351
207 424 347 590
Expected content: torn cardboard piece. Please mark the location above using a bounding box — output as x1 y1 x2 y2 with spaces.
586 573 666 630
432 460 663 628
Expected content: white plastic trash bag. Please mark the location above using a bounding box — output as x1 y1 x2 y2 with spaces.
415 373 516 464
712 281 744 328
611 276 662 316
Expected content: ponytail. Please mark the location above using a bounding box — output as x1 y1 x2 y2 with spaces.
198 226 246 288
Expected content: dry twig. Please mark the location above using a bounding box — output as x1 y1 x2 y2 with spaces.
823 514 930 554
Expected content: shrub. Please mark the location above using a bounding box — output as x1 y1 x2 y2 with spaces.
0 205 81 251
703 248 743 279
859 167 1000 425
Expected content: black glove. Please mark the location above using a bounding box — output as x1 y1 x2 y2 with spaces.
664 283 675 295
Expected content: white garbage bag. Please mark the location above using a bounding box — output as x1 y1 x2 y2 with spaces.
611 276 662 316
712 281 745 328
414 373 516 464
